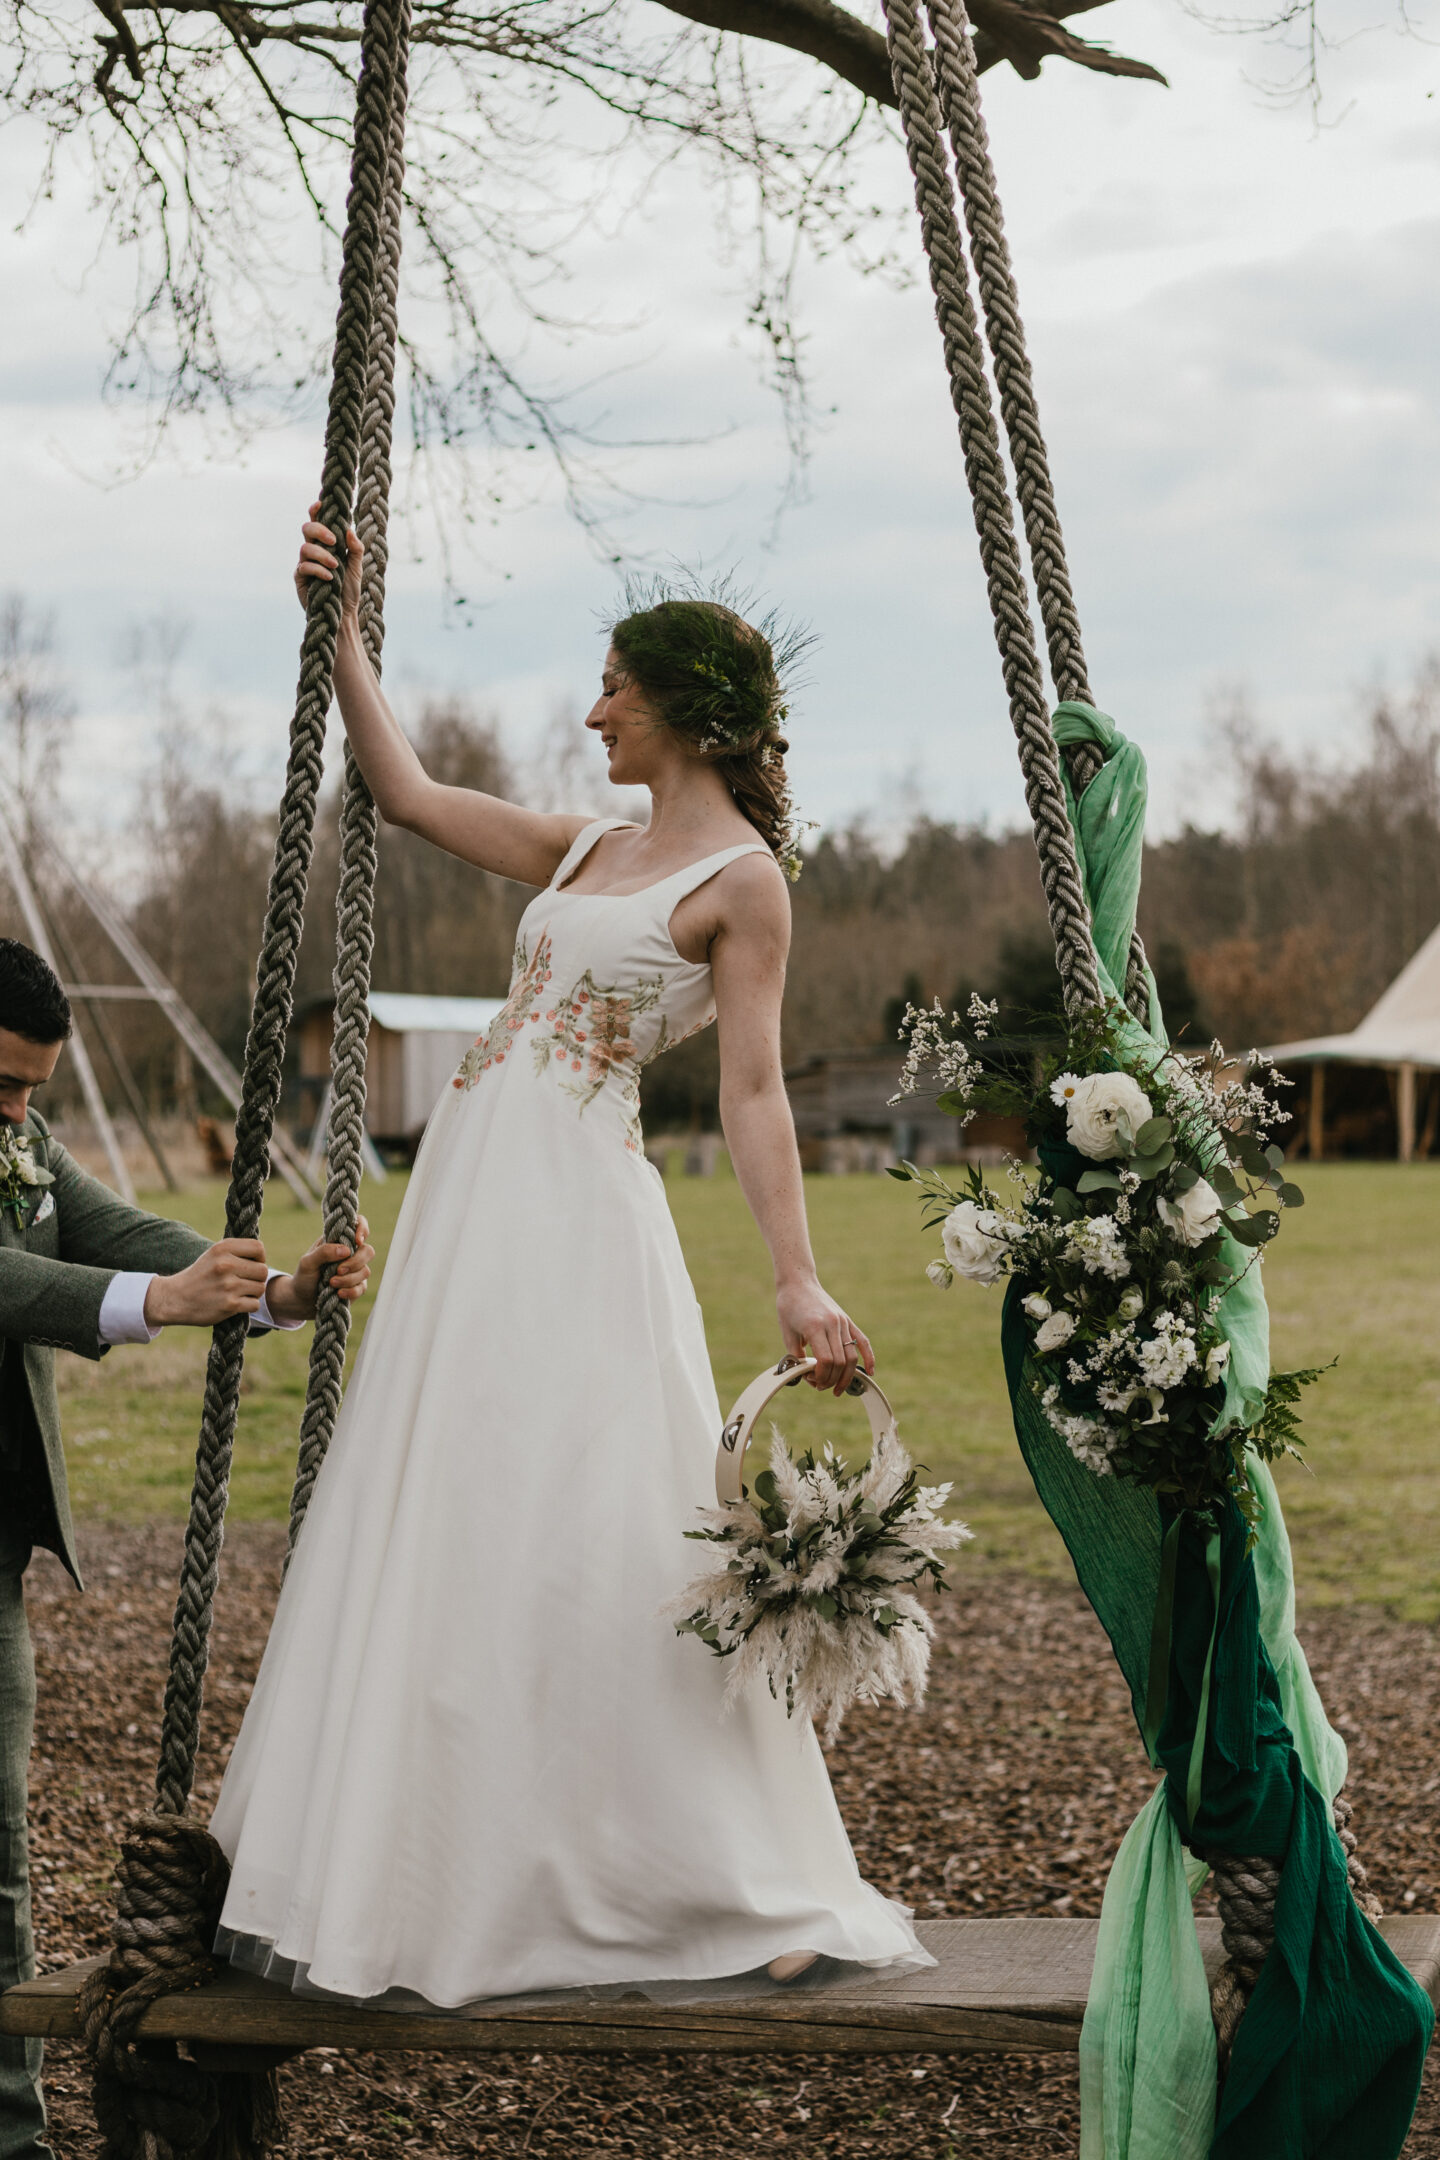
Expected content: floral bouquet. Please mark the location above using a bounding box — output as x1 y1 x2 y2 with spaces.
668 1428 971 1741
892 997 1326 1529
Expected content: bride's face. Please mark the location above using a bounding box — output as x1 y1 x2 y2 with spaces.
584 645 675 788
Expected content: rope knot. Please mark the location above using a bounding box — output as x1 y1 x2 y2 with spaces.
79 1814 281 2160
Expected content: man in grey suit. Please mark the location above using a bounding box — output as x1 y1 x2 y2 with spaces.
0 939 372 2160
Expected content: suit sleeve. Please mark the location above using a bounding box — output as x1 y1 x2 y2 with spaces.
0 1245 128 1361
50 1143 212 1275
0 1140 214 1361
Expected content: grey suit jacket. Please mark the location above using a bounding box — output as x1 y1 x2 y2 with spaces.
0 1110 209 1586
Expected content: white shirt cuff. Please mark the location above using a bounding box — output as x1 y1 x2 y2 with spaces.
255 1267 303 1333
97 1266 304 1346
98 1272 161 1346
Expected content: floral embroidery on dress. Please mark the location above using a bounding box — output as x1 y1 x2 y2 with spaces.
453 929 680 1151
536 968 664 1117
453 933 553 1091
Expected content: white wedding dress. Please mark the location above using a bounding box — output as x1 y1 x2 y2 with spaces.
211 818 929 2008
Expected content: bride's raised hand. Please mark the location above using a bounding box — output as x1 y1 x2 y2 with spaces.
776 1278 875 1398
294 500 363 626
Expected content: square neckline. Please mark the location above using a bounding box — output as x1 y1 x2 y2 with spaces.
552 820 765 902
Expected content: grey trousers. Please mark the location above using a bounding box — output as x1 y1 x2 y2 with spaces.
0 1537 52 2160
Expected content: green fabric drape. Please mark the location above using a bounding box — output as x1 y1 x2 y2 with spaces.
1009 702 1431 2159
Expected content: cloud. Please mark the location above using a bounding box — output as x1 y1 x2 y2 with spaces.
0 0 1436 854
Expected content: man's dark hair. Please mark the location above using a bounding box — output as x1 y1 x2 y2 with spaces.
0 941 71 1045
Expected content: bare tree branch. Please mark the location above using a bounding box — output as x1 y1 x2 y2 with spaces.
657 0 1165 92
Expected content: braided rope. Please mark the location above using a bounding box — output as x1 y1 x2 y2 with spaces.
152 0 405 1815
925 0 1087 707
81 8 408 2155
77 1816 282 2160
900 0 1378 2084
288 12 409 1559
1205 1798 1380 2081
924 0 1151 1020
880 0 1100 1014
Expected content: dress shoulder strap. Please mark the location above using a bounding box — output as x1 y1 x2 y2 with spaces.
656 840 773 910
548 818 635 892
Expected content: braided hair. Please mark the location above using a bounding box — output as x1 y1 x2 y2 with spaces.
608 578 810 878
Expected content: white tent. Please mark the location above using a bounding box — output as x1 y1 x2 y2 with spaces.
1265 921 1440 1160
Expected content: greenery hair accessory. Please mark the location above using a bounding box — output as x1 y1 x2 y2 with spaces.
607 572 814 876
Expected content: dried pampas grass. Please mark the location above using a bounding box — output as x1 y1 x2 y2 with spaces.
668 1428 971 1741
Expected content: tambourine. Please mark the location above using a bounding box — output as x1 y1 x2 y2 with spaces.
714 1354 898 1506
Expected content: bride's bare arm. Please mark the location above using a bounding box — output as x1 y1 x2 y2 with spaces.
296 510 589 887
710 858 875 1396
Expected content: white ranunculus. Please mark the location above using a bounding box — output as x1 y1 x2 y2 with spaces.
926 1259 955 1289
1116 1285 1145 1322
1064 1071 1154 1160
1021 1292 1053 1322
940 1200 1011 1287
1157 1177 1223 1247
1204 1340 1231 1385
1033 1310 1076 1354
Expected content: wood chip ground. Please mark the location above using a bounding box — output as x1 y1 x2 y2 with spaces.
22 1527 1440 2156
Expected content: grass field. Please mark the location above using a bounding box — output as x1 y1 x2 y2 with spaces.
55 1161 1440 1617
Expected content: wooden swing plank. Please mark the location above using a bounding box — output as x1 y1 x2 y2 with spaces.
6 1916 1440 2058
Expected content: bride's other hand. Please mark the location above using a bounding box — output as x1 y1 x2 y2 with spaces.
294 500 363 627
776 1280 874 1397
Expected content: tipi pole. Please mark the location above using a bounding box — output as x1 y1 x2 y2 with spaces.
0 812 136 1203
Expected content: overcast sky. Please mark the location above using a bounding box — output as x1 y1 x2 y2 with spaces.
1 0 1436 857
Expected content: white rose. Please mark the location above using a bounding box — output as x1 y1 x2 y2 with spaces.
1021 1292 1053 1322
940 1200 1011 1287
1116 1285 1145 1322
1034 1310 1076 1354
926 1259 954 1289
1157 1177 1223 1247
1065 1072 1154 1160
1204 1340 1231 1385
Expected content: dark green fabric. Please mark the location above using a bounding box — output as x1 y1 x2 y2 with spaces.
1161 1501 1430 2157
0 1112 208 1585
1000 703 1431 2158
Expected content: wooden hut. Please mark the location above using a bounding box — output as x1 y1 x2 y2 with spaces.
299 992 504 1154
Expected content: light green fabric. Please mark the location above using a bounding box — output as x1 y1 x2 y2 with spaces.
1051 702 1269 1432
1080 1788 1214 2160
1050 705 1363 2157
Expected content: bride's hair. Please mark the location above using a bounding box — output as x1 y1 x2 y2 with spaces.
608 577 811 878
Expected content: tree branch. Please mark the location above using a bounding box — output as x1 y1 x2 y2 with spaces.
655 0 1165 92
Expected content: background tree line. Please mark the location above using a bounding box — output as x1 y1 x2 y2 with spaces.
5 597 1437 1135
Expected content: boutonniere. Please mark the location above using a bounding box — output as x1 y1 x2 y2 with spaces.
0 1128 55 1226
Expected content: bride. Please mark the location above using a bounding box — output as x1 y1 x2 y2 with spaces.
210 510 931 2006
